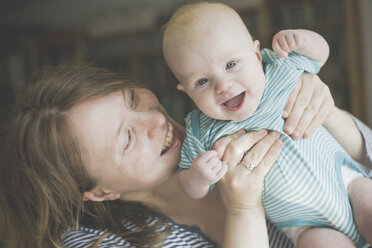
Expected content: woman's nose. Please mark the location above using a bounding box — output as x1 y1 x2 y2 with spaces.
141 110 166 138
215 79 232 94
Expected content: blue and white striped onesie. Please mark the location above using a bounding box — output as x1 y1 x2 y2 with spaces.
179 49 368 247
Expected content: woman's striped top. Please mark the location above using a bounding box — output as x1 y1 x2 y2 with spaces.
62 214 294 248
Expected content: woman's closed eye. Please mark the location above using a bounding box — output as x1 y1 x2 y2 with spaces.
125 89 137 109
124 127 136 152
130 89 138 109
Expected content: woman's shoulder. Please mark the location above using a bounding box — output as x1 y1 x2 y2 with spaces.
62 213 219 248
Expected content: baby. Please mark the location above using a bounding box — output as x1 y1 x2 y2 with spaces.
162 2 371 248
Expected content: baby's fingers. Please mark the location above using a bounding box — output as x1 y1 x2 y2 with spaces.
284 32 297 50
196 150 218 163
213 130 246 160
272 39 288 58
272 31 294 57
221 130 268 169
215 161 228 180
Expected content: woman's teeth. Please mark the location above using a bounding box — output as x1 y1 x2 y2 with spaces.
162 122 174 154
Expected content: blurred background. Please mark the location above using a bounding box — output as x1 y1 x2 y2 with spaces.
0 0 371 126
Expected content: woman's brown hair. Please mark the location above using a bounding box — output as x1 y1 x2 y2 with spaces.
0 64 170 248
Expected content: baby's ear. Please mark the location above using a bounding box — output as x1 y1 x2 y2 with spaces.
253 40 261 51
253 40 262 63
177 84 186 92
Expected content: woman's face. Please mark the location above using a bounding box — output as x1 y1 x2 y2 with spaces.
68 88 184 195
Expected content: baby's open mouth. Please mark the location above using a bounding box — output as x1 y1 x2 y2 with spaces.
222 91 245 111
161 122 174 155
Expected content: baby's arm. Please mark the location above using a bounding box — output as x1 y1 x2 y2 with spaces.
177 150 227 199
272 29 330 67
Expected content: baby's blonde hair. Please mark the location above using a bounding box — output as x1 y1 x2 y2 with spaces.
162 2 253 53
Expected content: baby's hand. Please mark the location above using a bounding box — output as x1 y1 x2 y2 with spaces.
272 29 306 58
190 150 228 188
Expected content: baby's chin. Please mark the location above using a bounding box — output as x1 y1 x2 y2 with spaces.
221 105 256 122
226 111 253 122
206 109 254 122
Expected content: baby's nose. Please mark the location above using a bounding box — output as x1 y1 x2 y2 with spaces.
215 80 232 94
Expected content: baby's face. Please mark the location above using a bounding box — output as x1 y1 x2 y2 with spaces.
166 19 266 121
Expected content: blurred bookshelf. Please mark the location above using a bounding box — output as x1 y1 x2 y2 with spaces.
260 0 365 119
237 0 365 118
1 28 194 125
0 0 365 124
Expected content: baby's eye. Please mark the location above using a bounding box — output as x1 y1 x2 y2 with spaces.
197 78 209 86
226 60 237 69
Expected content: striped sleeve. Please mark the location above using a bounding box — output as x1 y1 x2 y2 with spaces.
178 111 207 170
285 51 320 73
261 48 320 74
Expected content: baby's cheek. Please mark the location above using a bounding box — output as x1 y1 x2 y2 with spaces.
252 81 265 101
196 100 218 116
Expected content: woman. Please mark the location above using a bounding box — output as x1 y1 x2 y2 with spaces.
0 65 370 248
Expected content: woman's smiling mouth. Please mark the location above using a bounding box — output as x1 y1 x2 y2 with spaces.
161 122 174 155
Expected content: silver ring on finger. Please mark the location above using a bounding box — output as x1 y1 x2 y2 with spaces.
241 161 255 172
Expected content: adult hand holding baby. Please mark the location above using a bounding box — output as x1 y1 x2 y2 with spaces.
212 129 283 248
214 130 282 211
271 29 334 140
283 73 335 140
